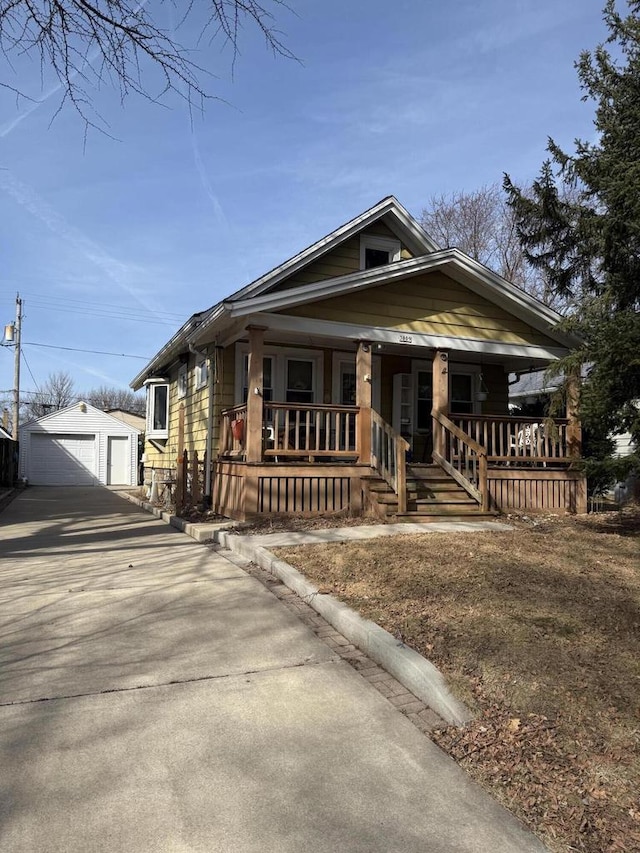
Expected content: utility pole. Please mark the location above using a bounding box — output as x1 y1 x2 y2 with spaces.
12 294 21 439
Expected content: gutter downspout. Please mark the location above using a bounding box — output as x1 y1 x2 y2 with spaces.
190 343 214 502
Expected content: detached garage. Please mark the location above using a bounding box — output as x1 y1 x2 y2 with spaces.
20 402 141 487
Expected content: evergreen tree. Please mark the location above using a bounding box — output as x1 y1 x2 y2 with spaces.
504 0 640 449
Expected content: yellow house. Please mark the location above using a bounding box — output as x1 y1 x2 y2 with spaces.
131 197 586 520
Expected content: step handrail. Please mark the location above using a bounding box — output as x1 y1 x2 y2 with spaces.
432 411 489 511
370 410 410 513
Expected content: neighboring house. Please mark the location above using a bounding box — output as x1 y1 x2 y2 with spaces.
131 196 587 519
19 402 141 486
509 367 638 459
105 409 146 432
0 425 12 440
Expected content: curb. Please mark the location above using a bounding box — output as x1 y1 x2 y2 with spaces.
120 492 237 542
119 491 472 726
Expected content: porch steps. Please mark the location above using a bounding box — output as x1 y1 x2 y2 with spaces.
363 464 498 522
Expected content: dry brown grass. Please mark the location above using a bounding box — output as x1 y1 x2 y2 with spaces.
275 507 640 853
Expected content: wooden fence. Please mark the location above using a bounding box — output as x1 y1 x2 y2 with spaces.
0 438 18 487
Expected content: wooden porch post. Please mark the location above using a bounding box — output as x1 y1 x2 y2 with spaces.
356 340 372 463
245 326 265 463
566 366 586 513
432 349 449 457
566 368 582 460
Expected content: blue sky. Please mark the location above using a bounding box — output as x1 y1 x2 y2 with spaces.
0 0 606 409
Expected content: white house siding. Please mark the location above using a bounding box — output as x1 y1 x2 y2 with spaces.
19 402 140 486
613 431 635 458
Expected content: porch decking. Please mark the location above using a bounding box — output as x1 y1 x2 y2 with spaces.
213 403 586 520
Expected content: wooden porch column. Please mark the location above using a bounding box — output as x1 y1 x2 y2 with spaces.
356 340 372 463
566 367 582 459
245 326 265 463
432 349 449 457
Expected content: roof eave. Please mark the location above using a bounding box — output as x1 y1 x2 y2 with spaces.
130 313 207 390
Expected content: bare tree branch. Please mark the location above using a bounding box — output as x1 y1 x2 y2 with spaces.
25 369 76 419
0 0 296 130
420 183 570 311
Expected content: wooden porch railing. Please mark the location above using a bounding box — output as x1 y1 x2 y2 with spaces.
432 411 489 511
220 402 360 460
220 404 247 457
265 403 359 458
450 415 570 464
370 410 409 513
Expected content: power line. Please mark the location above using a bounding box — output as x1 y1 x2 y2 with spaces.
22 342 150 359
24 301 181 327
0 389 41 397
20 291 184 320
21 350 42 395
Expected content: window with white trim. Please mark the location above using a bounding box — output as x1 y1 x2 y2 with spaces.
235 345 323 404
145 379 169 439
242 355 274 402
195 356 209 390
416 369 433 432
360 234 401 270
450 372 476 414
177 364 188 399
286 358 314 404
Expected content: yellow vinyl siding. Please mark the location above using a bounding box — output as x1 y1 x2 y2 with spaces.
272 226 414 292
278 272 557 348
143 354 211 468
212 345 235 453
273 237 360 291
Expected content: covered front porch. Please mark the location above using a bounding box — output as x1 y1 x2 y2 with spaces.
212 329 586 520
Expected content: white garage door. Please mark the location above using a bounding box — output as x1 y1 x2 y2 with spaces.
29 433 97 486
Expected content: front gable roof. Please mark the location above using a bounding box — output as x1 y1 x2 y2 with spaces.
187 196 438 347
20 401 141 433
229 195 438 303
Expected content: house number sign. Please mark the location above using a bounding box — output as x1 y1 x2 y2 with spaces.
398 334 413 344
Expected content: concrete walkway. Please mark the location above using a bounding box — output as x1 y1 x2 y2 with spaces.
0 487 547 852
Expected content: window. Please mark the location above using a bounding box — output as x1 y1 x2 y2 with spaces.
360 235 401 270
242 356 274 402
195 357 208 390
286 359 314 404
450 374 474 414
177 364 188 399
339 362 356 406
416 370 433 432
144 379 169 439
235 345 323 405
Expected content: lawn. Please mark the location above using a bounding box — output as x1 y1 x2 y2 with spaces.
274 507 640 853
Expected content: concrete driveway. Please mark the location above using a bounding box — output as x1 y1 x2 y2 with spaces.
0 487 547 852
